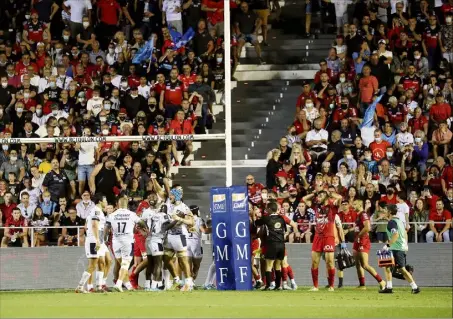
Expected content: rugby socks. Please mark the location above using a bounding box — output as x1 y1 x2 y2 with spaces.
327 268 336 288
116 279 123 288
282 267 288 282
359 277 365 286
205 263 216 287
311 268 319 288
386 281 393 289
253 273 261 281
373 273 383 283
164 270 171 289
287 265 294 280
78 271 91 287
151 280 158 289
96 271 104 288
124 281 133 290
87 284 93 291
145 280 151 289
410 282 418 289
185 277 194 287
338 277 344 287
275 270 282 288
265 271 272 288
271 270 276 281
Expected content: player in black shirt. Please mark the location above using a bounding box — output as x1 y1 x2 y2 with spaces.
254 201 299 290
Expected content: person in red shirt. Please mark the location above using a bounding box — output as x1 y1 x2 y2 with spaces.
409 107 428 135
398 65 422 96
96 0 122 48
1 208 29 247
22 10 49 47
0 192 17 224
295 81 320 115
426 200 452 242
380 185 398 205
15 53 39 76
170 110 194 166
302 190 344 291
178 65 197 91
339 200 357 242
246 175 265 206
352 201 386 289
314 60 334 85
293 110 311 137
332 97 359 126
369 129 391 161
160 68 187 119
429 94 452 125
423 14 441 68
435 156 453 194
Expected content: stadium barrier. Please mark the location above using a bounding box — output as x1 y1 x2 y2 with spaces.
0 243 451 290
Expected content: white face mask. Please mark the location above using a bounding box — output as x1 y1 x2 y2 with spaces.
2 145 8 151
52 110 58 116
104 104 111 110
10 156 17 162
216 58 222 63
49 81 56 88
339 77 346 83
447 17 452 24
25 14 30 19
100 117 107 122
375 137 382 142
365 155 372 161
121 82 128 88
131 93 138 98
108 48 115 54
1 82 7 88
55 48 62 53
386 152 393 158
346 154 353 160
63 35 69 41
17 108 23 113
36 109 42 116
83 22 89 28
306 103 314 108
24 92 30 99
102 129 109 135
261 193 268 200
414 55 421 60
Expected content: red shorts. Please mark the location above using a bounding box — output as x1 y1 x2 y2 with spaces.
133 233 146 257
251 239 260 256
311 235 336 253
353 238 371 253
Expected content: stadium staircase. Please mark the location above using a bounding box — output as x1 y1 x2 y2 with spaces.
171 1 336 214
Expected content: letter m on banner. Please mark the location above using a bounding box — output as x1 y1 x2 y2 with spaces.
210 186 252 291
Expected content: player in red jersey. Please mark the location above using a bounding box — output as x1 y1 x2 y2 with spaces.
249 204 263 289
1 208 29 247
353 200 386 290
303 190 344 291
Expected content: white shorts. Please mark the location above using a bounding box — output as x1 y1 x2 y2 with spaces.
97 243 108 257
146 237 164 256
187 240 203 258
112 239 133 260
164 234 187 253
85 237 98 259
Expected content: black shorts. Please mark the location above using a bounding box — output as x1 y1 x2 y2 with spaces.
391 250 406 268
265 242 285 261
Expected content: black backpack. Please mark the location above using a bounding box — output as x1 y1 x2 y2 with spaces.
336 247 356 270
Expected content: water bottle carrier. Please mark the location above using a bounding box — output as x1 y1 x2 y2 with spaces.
376 249 395 268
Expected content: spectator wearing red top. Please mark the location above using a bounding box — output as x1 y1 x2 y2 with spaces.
178 65 197 91
386 97 407 126
170 109 194 166
369 129 391 161
380 185 398 205
293 110 311 138
96 0 122 49
431 121 452 159
22 10 50 48
273 170 290 199
295 81 320 115
15 53 39 77
426 199 452 242
423 14 441 69
313 60 334 85
160 68 187 120
429 94 452 125
398 65 422 96
1 208 29 248
0 192 17 224
435 156 453 194
246 175 265 206
358 65 378 110
409 107 428 136
422 187 440 210
332 97 360 127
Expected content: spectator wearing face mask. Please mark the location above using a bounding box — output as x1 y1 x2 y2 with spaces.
40 191 58 217
0 150 25 182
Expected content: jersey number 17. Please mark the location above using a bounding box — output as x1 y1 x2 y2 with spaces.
117 222 126 234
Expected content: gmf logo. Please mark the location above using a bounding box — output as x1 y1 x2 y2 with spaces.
232 193 246 211
212 194 226 212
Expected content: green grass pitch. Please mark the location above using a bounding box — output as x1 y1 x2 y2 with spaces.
0 287 451 318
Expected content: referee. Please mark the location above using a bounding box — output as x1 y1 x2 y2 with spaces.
379 204 421 294
254 202 300 290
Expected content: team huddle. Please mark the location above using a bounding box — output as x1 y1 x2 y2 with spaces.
75 187 211 293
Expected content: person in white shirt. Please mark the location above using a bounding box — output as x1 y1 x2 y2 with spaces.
20 177 41 207
305 118 329 165
395 122 414 152
162 0 183 34
396 191 410 231
63 0 92 39
45 104 69 121
75 128 99 196
31 166 45 191
38 69 51 94
138 77 151 100
56 66 73 90
87 87 104 117
76 191 96 220
17 192 37 220
105 197 146 292
303 98 320 123
323 0 352 32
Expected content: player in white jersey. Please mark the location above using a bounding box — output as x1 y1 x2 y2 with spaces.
104 197 147 292
75 196 102 293
90 193 112 292
187 205 211 283
141 203 172 291
163 188 194 291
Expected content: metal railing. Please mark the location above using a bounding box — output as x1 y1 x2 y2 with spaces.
0 221 450 246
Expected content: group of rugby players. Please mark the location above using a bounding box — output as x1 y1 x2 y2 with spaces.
249 185 420 294
76 186 211 293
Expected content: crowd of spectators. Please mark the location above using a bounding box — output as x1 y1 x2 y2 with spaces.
0 0 227 247
247 0 453 244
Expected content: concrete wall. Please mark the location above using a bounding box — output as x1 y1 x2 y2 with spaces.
0 243 451 290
